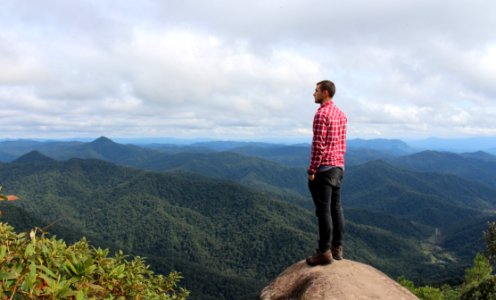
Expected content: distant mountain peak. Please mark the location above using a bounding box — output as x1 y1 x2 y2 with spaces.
13 151 55 164
84 136 138 160
91 136 115 145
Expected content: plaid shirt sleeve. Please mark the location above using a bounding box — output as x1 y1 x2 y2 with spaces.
308 103 347 174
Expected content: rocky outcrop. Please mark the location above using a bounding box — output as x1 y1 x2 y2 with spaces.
260 259 418 300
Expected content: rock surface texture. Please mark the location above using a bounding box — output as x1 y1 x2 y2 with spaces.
260 259 419 300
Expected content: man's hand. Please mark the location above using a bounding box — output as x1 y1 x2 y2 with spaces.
308 174 315 181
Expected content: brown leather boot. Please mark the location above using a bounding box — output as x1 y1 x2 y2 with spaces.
306 249 333 266
331 245 343 260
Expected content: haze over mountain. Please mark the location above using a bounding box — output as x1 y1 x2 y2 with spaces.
407 137 496 153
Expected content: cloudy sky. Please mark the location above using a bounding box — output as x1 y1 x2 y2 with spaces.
1 0 495 142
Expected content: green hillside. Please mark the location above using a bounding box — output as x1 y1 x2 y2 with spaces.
2 138 310 204
0 158 316 298
343 160 496 228
3 139 496 297
0 156 472 298
389 150 496 188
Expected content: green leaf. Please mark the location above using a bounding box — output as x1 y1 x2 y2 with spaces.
0 245 6 259
56 280 77 298
24 243 36 258
76 290 85 300
21 262 38 291
0 271 18 280
38 273 55 287
38 264 57 279
109 264 126 278
64 260 78 276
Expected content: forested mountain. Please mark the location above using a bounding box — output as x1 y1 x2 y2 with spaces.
0 137 163 164
460 151 496 162
0 150 16 162
345 160 496 217
219 144 310 168
13 150 57 164
388 150 496 188
2 138 310 202
0 204 105 247
0 137 414 168
2 137 496 298
0 139 83 159
0 157 312 299
347 138 414 155
2 153 492 298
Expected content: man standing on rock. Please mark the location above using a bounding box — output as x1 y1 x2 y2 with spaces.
306 80 347 266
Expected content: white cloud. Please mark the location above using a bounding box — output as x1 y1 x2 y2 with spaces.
0 0 495 140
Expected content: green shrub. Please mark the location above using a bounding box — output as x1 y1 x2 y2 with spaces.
461 276 496 300
485 221 496 264
460 223 496 299
463 253 493 291
398 276 445 300
0 222 189 299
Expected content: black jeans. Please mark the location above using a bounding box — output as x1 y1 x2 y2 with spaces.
308 167 344 252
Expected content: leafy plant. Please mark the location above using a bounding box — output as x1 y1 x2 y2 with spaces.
0 222 189 299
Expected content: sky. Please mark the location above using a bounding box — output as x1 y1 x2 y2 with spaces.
1 0 495 142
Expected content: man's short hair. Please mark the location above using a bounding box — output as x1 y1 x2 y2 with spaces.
317 80 336 98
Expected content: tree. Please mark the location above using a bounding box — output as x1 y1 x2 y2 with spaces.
485 221 496 264
461 277 496 300
464 253 493 286
397 276 444 300
459 225 496 299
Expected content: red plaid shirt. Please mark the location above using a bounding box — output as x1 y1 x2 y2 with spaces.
308 101 347 174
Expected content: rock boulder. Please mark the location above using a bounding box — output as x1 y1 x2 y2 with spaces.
260 259 418 300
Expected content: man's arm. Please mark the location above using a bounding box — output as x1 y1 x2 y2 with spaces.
308 111 328 176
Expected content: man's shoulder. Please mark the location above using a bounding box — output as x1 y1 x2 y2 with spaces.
318 103 346 118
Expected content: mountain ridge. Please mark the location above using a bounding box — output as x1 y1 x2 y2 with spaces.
0 156 477 297
388 150 496 188
2 137 496 297
13 150 56 164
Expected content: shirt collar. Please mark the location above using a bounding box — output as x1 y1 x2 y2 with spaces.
320 100 334 108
